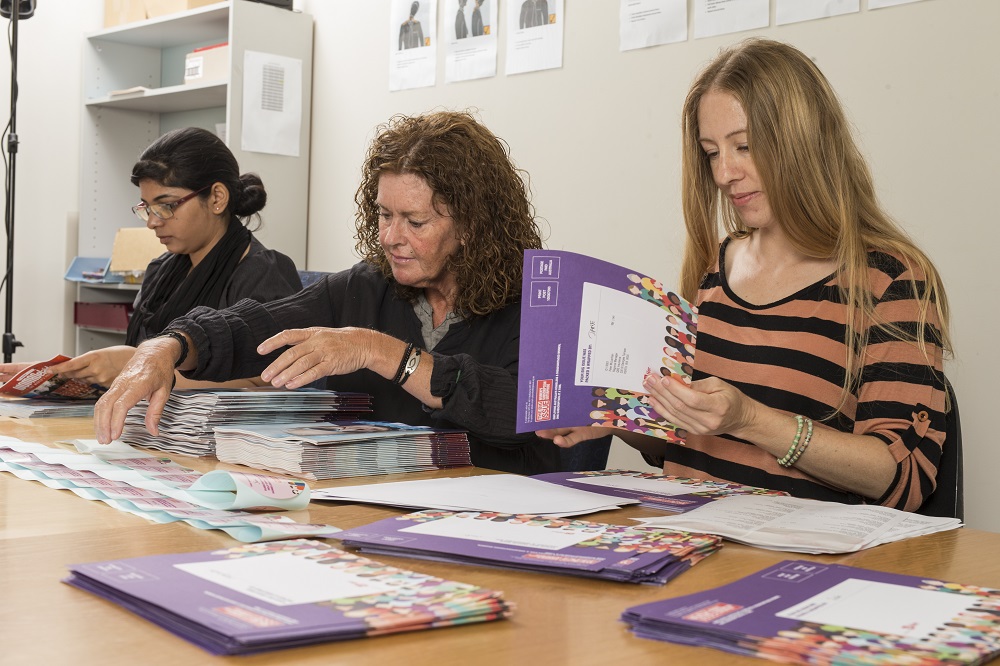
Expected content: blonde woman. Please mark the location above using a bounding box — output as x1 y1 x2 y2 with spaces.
543 39 951 512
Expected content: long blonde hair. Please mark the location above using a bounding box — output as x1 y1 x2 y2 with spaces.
680 38 951 408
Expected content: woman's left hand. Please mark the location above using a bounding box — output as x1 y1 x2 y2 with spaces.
642 374 758 438
257 327 372 389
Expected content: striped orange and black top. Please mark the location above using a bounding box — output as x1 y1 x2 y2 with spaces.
657 239 946 511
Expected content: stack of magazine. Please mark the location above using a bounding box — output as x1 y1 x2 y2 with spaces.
121 388 371 456
621 559 1000 665
335 509 722 584
64 539 513 656
213 421 472 480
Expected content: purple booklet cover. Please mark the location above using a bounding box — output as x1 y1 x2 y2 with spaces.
516 250 697 442
64 539 510 655
533 470 788 514
622 559 1000 664
336 510 722 585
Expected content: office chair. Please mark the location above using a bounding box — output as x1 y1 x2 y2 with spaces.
917 378 964 521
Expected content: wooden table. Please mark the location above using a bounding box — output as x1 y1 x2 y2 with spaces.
1 417 998 665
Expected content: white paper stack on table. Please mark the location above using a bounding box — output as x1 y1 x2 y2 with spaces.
311 473 639 516
632 494 962 554
0 396 98 418
122 388 371 456
213 421 472 480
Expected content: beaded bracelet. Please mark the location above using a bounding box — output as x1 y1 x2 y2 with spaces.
777 414 805 467
786 417 814 467
391 343 415 384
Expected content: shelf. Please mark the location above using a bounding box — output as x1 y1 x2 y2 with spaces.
86 3 230 48
86 81 228 113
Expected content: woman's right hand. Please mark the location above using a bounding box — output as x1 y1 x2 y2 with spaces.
93 337 182 444
536 426 615 448
49 346 137 388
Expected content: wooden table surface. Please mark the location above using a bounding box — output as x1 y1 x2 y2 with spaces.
1 417 997 665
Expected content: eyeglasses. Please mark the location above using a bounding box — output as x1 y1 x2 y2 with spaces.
131 185 210 222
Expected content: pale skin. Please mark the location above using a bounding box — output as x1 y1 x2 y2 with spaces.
539 89 897 502
94 172 463 445
0 180 262 392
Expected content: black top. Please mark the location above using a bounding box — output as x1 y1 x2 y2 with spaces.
133 237 302 344
171 261 603 475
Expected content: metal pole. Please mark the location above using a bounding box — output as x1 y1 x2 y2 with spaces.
3 0 23 362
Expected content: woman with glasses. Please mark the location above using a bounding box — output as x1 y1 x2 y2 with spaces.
0 127 301 389
92 111 610 475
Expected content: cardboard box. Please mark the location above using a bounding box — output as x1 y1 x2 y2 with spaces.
143 0 220 21
184 42 229 85
109 227 165 283
104 0 145 27
104 0 219 28
74 303 134 331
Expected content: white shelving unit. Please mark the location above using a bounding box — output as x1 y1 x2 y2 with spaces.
76 1 313 354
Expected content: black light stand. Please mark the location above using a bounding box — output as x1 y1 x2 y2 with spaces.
1 0 35 362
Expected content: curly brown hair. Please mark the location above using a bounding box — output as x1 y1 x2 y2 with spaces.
354 110 543 317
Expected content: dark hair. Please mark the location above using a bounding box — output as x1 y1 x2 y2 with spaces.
130 126 265 229
354 110 543 317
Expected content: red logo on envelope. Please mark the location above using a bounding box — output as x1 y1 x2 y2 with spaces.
535 379 553 421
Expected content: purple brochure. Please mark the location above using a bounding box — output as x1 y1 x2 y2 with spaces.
64 539 510 655
533 470 788 514
516 250 696 442
336 510 722 585
622 559 1000 664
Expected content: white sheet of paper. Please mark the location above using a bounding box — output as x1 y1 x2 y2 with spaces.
389 0 438 91
241 50 303 157
869 0 926 8
576 282 670 392
401 513 606 550
175 551 394 606
693 0 769 39
445 0 498 82
776 578 973 638
775 0 858 25
505 0 564 75
311 473 636 516
619 0 687 52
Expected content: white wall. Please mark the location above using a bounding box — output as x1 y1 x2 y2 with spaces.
1 0 996 529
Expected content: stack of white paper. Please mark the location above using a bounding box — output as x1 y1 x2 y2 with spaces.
632 494 962 554
214 421 472 480
311 473 638 516
122 388 371 456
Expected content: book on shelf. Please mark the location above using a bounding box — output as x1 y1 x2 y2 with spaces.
64 539 512 655
621 558 1000 665
516 249 697 443
335 509 722 585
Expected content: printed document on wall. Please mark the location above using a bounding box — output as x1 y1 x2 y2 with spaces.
693 0 768 39
445 0 498 83
241 51 303 157
869 0 925 7
389 0 438 91
620 0 687 52
776 0 858 25
505 0 564 75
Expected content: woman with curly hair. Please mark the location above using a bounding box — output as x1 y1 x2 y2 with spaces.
93 111 608 475
542 39 952 512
